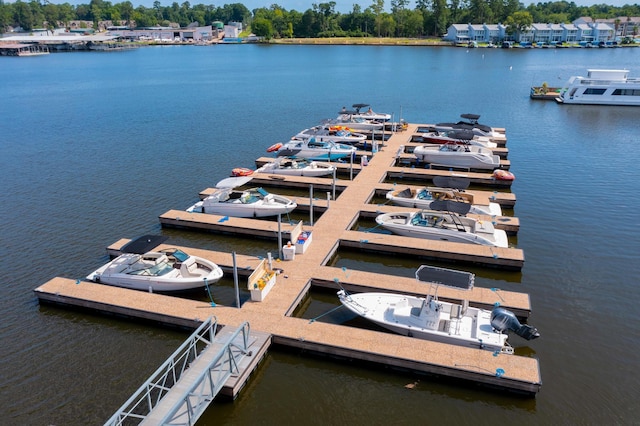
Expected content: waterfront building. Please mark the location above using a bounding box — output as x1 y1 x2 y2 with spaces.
445 19 621 44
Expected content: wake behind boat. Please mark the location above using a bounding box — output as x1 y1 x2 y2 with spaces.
86 236 223 292
375 200 508 247
337 265 539 353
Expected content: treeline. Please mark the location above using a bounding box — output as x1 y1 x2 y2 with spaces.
1 0 639 37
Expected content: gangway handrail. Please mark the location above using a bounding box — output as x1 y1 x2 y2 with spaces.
104 317 252 426
153 321 251 425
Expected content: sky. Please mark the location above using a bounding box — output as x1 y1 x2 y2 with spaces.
6 0 636 14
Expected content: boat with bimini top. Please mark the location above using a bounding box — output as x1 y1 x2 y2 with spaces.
385 186 502 216
337 265 539 353
375 200 508 247
413 143 500 170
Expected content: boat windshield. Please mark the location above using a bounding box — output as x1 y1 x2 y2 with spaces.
172 249 189 263
128 261 174 276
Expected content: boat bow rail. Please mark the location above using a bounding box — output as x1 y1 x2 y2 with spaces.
105 317 252 426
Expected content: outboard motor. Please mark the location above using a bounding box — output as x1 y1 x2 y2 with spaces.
491 307 540 340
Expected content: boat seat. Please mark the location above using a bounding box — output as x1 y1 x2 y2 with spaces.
450 304 462 319
412 216 428 227
180 257 201 277
154 254 169 265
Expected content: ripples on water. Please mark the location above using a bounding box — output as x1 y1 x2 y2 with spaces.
1 45 639 424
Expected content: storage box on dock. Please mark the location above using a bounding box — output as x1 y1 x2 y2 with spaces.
282 245 296 261
290 221 312 254
247 259 276 302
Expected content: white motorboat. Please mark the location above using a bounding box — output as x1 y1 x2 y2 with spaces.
272 138 356 161
187 176 297 218
556 69 640 106
333 109 384 131
349 103 392 122
255 157 336 177
375 201 508 247
433 114 502 138
337 265 539 353
86 236 223 292
293 123 367 145
385 186 502 216
421 128 497 148
413 143 500 170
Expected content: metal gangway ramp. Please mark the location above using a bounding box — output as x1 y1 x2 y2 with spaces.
105 317 268 426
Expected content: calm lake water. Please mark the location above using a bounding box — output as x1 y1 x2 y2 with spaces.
1 44 639 425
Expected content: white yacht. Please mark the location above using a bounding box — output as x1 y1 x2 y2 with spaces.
556 69 640 106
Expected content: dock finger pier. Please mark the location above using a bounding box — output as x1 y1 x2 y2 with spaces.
35 119 541 424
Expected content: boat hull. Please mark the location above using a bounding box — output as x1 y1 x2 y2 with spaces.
338 291 509 353
86 252 223 292
413 145 500 170
256 161 335 177
375 212 508 247
386 188 502 216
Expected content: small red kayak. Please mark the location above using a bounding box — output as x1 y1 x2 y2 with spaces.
493 169 515 181
266 142 283 153
231 167 254 177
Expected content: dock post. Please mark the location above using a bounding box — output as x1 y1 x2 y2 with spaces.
332 168 336 200
277 214 283 258
309 184 314 226
350 154 353 180
232 251 240 308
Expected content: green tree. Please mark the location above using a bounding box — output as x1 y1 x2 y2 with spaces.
14 0 34 31
391 0 408 36
0 0 12 34
118 1 134 26
432 0 451 36
504 10 533 39
252 16 273 38
404 9 424 37
370 0 384 36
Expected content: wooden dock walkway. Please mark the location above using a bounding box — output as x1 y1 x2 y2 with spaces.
34 122 540 396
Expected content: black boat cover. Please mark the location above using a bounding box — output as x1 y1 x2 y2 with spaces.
429 200 472 215
460 113 481 123
396 187 412 198
432 176 471 190
448 129 476 140
415 264 474 290
121 235 168 254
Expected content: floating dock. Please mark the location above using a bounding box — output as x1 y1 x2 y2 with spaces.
34 122 540 397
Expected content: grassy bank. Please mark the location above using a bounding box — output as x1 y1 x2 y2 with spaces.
266 37 454 46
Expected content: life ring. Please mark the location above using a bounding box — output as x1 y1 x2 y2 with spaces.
493 169 515 181
266 142 283 152
231 167 254 177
